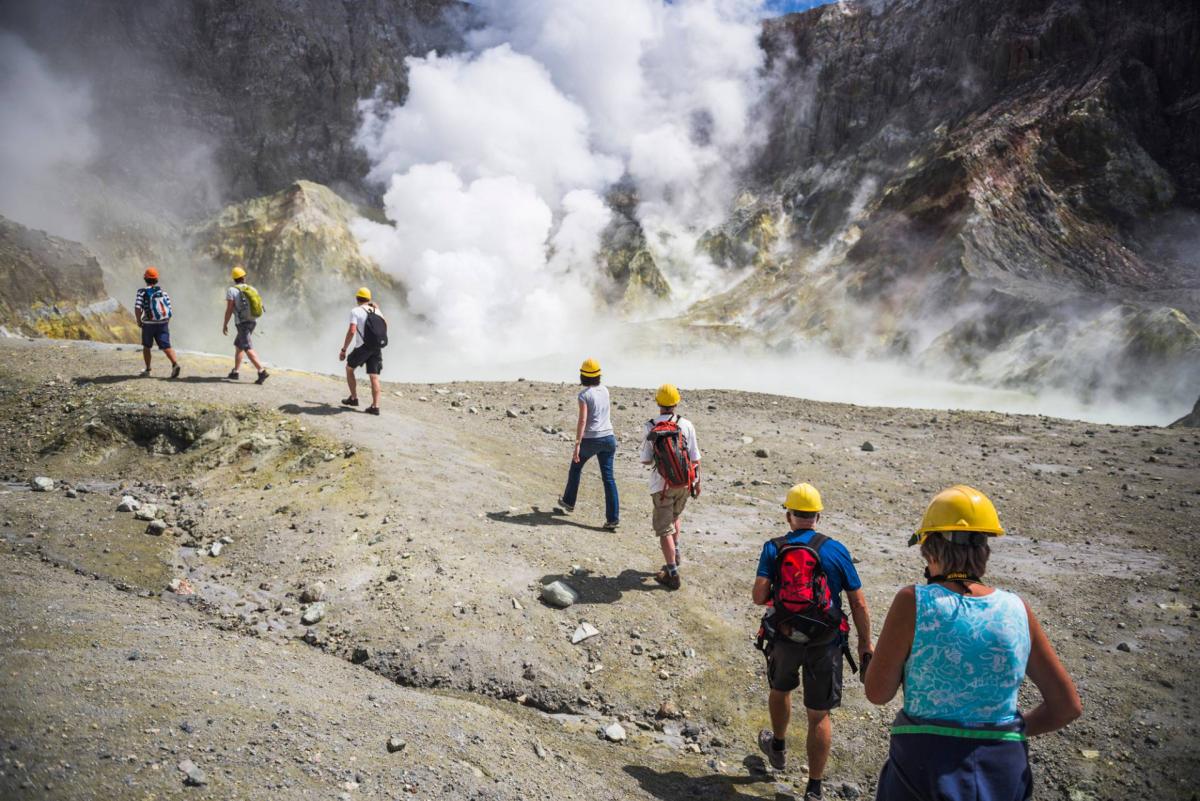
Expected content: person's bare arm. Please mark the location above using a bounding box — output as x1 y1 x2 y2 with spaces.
752 576 771 606
222 298 234 334
1021 600 1083 736
339 324 356 361
864 586 915 705
846 587 873 658
572 399 586 463
135 306 143 326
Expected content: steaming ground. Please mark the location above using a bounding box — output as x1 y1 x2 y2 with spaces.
0 338 1197 800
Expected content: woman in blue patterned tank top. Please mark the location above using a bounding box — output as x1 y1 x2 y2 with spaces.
865 486 1082 801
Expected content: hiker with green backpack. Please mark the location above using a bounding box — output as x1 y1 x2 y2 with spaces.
222 265 269 384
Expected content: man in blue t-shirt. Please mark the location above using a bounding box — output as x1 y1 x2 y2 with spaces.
752 483 873 800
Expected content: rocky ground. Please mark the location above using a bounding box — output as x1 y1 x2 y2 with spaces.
0 337 1196 800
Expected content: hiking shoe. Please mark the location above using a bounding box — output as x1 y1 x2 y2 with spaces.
758 729 786 770
556 497 574 513
364 406 380 415
602 520 619 531
138 369 151 377
654 568 681 591
255 370 269 385
227 370 239 380
170 364 181 379
341 396 359 407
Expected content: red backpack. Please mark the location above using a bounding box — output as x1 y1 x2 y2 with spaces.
646 415 695 489
765 533 846 645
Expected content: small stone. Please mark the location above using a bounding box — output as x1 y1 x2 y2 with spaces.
754 448 769 458
208 541 224 557
65 488 78 498
540 580 578 608
840 781 862 799
1080 748 1100 759
506 409 519 419
30 476 54 492
860 441 875 452
603 722 626 742
134 504 159 521
117 495 140 512
511 597 524 610
300 581 326 603
167 578 196 595
386 736 406 753
656 701 679 719
1116 642 1132 652
146 519 168 536
631 644 644 655
301 603 327 625
658 670 670 680
177 759 207 786
571 622 600 644
351 646 370 664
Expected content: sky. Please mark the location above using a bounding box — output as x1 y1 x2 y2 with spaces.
763 0 837 12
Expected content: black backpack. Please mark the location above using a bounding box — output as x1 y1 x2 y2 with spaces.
361 308 388 349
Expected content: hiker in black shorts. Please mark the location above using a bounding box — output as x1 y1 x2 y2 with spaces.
134 266 180 378
752 483 872 801
339 287 386 415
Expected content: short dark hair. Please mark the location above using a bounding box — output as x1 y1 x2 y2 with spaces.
580 374 600 386
787 510 818 523
920 533 991 577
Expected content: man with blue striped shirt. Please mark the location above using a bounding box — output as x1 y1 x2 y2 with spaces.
134 266 180 378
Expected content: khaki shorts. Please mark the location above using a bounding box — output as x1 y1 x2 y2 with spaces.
651 486 690 536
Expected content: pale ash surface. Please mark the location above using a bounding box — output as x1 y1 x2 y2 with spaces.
639 414 701 493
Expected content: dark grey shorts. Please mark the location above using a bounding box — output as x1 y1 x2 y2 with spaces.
765 637 843 710
234 321 256 350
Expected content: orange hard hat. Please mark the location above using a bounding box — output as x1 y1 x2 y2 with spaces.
143 266 159 280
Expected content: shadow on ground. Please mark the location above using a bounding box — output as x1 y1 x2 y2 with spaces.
537 567 663 604
623 762 783 800
278 401 354 417
488 506 609 533
72 375 138 386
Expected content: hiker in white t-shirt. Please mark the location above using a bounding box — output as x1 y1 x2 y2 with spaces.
338 287 385 415
639 383 701 591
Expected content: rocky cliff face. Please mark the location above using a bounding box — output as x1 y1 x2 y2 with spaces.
689 0 1200 403
190 180 396 309
2 0 463 205
0 216 135 342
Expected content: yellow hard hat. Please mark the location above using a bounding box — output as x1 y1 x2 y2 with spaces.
783 483 823 513
910 484 1004 546
655 383 681 407
231 265 246 280
580 358 601 378
356 286 372 301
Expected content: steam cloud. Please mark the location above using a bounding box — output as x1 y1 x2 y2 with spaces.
0 32 97 239
354 0 768 359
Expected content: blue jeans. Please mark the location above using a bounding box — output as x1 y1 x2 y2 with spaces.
562 435 619 524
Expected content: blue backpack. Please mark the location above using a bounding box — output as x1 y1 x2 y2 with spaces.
143 286 171 322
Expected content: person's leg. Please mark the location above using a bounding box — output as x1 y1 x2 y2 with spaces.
245 348 264 371
805 708 832 780
163 347 179 366
345 364 357 400
234 348 245 372
368 373 381 408
658 533 677 565
770 689 793 739
142 347 152 370
596 436 618 523
562 439 596 508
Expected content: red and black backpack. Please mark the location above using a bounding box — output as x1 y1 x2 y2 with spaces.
646 415 695 489
765 533 847 645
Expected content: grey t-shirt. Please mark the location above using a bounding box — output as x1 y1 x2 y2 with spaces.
578 385 614 439
226 285 251 324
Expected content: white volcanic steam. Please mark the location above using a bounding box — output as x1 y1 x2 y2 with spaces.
353 0 766 359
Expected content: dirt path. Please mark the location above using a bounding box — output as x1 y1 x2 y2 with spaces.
0 338 1197 800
